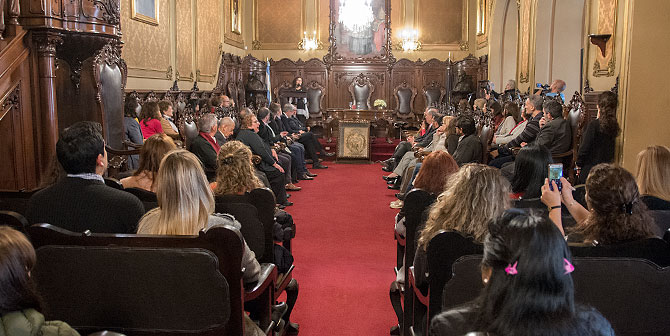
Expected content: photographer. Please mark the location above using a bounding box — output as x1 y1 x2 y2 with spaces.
535 79 566 103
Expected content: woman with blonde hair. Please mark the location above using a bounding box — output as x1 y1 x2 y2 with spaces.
636 145 670 210
137 149 260 282
212 141 264 195
413 164 511 288
121 134 176 192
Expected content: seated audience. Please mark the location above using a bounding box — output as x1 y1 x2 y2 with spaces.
541 163 655 242
123 97 144 170
576 91 620 184
27 121 144 233
493 101 522 139
136 149 265 336
236 113 291 207
429 210 614 336
158 100 180 140
489 95 544 168
383 108 440 172
188 113 220 180
489 101 504 130
257 107 299 191
636 145 670 210
139 101 164 139
121 134 176 192
215 116 235 145
282 103 330 169
493 102 527 146
269 103 314 181
212 141 300 334
453 115 482 165
0 226 81 336
414 164 510 288
509 144 552 200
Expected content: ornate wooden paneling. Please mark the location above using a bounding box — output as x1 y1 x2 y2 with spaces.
21 0 121 35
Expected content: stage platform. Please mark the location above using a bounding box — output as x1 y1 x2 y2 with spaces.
318 137 400 162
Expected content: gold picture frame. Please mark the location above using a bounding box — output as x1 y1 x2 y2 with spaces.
131 0 159 26
231 0 241 34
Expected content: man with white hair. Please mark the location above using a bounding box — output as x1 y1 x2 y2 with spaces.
215 116 235 145
188 113 220 180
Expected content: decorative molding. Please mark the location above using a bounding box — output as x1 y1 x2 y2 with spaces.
166 66 173 79
0 82 21 122
92 41 128 101
459 40 469 51
252 40 262 50
33 32 64 57
593 54 616 77
592 0 617 77
92 0 121 25
70 59 84 91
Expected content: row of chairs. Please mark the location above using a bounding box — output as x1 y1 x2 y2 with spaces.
0 187 292 336
394 188 670 336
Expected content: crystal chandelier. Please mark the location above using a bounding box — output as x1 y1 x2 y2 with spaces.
398 28 421 51
298 30 319 51
338 0 374 33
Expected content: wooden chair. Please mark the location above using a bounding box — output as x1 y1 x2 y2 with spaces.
273 81 293 107
422 81 446 108
348 74 375 110
0 210 29 233
27 223 277 336
394 81 418 123
400 188 437 336
105 145 140 179
0 189 37 216
570 237 670 267
409 231 483 335
123 187 158 212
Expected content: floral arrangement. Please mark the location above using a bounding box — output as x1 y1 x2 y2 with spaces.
373 99 387 108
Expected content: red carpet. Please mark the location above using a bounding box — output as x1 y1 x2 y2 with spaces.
284 162 398 335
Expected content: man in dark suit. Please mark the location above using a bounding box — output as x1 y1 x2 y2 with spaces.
532 100 572 155
453 115 483 165
282 103 330 169
214 116 234 145
26 121 144 233
236 113 292 207
383 107 440 172
269 103 315 180
257 107 300 191
188 113 220 181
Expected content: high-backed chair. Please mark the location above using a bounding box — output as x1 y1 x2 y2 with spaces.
410 231 483 335
348 74 375 110
0 190 37 216
93 42 127 151
394 81 417 123
558 92 587 181
123 187 158 213
28 223 277 336
400 188 437 335
479 124 493 164
227 81 239 107
423 81 446 109
306 81 326 120
274 81 293 107
0 210 29 233
651 210 670 237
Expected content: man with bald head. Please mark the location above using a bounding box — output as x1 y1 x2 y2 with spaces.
188 113 220 180
215 116 235 145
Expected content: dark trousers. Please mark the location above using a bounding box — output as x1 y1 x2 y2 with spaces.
297 132 323 162
277 152 293 184
264 168 288 204
288 143 307 175
392 141 413 162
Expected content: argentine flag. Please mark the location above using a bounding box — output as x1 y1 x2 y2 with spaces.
265 59 272 103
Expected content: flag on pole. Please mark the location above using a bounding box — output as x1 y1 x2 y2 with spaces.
265 58 272 103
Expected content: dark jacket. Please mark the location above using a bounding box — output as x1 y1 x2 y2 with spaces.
507 112 543 148
446 133 460 155
416 125 437 148
26 177 144 233
534 116 572 155
285 115 307 134
576 119 615 182
258 121 283 145
236 129 278 173
123 116 143 170
453 134 482 165
214 130 227 146
188 134 218 179
429 303 615 336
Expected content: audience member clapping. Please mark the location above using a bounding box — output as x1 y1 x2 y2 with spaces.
121 133 176 192
635 145 670 210
429 210 614 336
541 163 655 243
0 226 81 336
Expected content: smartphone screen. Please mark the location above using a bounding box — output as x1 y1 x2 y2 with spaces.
548 163 563 191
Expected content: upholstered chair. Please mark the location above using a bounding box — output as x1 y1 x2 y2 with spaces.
423 81 446 108
393 81 417 121
348 74 375 110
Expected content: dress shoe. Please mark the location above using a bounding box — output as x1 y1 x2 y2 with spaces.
324 151 336 157
388 184 401 190
387 179 397 185
313 162 328 169
299 173 314 180
279 201 293 207
390 324 401 335
382 165 394 172
383 175 397 181
390 200 404 209
305 171 317 177
285 321 299 335
286 183 302 191
271 302 288 324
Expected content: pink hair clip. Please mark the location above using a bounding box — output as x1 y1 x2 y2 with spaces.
505 261 518 275
563 258 575 274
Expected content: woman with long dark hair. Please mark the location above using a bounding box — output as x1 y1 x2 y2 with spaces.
576 91 620 184
139 101 165 139
0 226 81 335
510 144 552 200
430 211 614 336
542 163 655 243
290 76 309 124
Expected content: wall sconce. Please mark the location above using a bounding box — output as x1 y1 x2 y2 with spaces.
298 31 322 51
588 34 611 57
397 28 422 51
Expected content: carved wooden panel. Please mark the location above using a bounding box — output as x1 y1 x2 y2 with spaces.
20 0 121 36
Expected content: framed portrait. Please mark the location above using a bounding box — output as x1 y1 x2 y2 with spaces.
231 0 241 34
131 0 159 26
337 120 371 161
325 0 391 63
